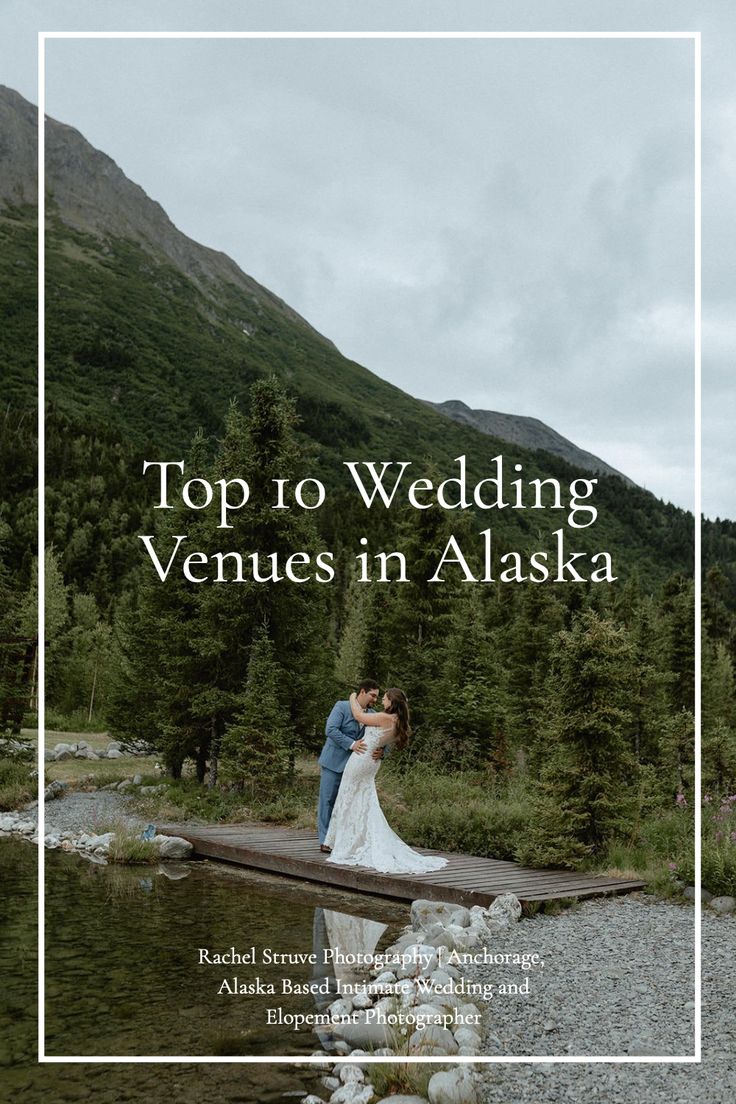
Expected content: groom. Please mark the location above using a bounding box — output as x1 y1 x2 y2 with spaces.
317 679 381 853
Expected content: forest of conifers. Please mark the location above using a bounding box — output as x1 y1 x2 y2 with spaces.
1 200 735 879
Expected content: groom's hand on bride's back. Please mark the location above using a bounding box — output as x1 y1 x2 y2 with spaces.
351 737 367 755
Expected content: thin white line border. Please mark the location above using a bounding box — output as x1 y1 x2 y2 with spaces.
37 27 702 1067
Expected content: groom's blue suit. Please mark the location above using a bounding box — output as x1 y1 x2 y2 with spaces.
317 701 373 844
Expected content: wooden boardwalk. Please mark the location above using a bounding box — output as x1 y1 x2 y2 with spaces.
158 822 645 907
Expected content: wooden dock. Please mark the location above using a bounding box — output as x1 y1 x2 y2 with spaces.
158 822 646 906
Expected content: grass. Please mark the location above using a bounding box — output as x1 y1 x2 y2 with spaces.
369 1060 434 1099
129 775 317 828
88 814 159 864
0 758 35 811
45 757 158 787
592 805 695 899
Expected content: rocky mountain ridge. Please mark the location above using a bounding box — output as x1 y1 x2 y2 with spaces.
426 399 634 485
0 84 333 346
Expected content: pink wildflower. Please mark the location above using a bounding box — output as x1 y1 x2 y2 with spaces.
676 792 687 807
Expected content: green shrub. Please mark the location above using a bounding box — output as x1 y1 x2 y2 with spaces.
677 793 736 896
389 783 527 860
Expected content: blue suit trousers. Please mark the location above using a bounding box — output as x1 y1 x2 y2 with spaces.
318 766 343 844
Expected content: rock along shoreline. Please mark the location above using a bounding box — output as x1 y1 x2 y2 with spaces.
297 896 526 1104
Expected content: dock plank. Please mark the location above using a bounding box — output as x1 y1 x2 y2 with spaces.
158 822 646 906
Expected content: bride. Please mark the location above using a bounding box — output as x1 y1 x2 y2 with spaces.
324 688 447 874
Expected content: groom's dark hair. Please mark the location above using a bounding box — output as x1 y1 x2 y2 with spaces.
357 679 380 693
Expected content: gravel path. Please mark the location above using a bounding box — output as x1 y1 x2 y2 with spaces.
26 791 145 837
470 895 735 1103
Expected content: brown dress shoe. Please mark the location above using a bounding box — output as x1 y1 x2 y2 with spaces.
320 844 332 853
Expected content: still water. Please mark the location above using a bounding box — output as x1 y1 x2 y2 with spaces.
1 837 408 1102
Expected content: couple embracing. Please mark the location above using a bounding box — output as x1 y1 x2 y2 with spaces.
317 679 447 874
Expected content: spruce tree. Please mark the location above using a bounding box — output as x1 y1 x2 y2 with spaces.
430 587 509 770
220 627 293 791
522 610 639 868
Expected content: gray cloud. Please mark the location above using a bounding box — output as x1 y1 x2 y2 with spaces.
1 1 732 517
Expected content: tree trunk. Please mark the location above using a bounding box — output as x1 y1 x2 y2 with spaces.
196 742 208 783
87 654 99 724
208 713 221 789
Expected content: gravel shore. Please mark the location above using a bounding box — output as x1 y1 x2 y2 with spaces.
26 791 144 836
470 895 735 1103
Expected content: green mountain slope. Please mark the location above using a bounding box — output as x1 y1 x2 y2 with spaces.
0 86 699 606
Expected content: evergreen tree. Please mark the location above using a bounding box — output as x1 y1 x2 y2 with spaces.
522 611 639 868
220 627 293 791
702 637 736 792
428 587 509 770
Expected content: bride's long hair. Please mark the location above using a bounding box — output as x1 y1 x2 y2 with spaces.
385 688 411 750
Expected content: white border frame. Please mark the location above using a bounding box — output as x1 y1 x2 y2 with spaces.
37 28 702 1066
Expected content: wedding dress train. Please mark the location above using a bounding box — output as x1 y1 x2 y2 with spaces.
324 725 447 874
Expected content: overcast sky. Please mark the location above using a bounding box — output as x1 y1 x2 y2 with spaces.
2 1 734 519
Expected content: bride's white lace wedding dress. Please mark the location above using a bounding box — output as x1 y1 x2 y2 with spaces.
324 725 447 874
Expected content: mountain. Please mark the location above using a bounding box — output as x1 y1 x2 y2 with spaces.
0 85 696 604
0 85 331 345
425 400 634 485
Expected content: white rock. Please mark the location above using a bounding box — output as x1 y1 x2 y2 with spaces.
106 749 124 759
396 943 438 979
388 931 423 954
54 749 74 761
411 1003 447 1025
375 1098 427 1104
329 998 354 1019
371 969 397 990
16 821 35 835
411 899 466 930
337 1063 364 1083
458 1002 482 1025
453 1026 481 1050
322 1077 341 1091
709 896 736 915
351 991 373 1009
329 1084 372 1104
448 907 471 927
409 1024 458 1054
84 832 115 851
428 1067 477 1104
487 893 522 926
430 968 453 987
153 835 193 860
302 1097 325 1104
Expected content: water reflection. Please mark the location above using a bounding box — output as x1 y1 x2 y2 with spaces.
3 837 408 1101
311 907 388 1051
39 844 405 1058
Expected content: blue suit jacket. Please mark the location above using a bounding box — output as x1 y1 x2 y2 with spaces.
318 700 374 773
